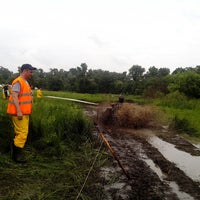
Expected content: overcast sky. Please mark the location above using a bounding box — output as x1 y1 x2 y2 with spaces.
0 0 200 73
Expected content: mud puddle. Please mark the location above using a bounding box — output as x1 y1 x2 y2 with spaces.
141 154 195 200
194 143 200 149
148 135 200 182
100 165 132 200
96 127 200 199
84 104 200 199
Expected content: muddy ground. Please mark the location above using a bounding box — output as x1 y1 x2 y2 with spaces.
84 104 200 200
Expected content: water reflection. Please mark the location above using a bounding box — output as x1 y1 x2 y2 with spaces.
142 156 194 200
148 136 200 182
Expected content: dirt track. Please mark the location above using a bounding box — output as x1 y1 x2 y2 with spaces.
84 104 200 200
99 127 200 200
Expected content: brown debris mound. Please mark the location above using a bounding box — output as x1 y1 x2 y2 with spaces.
99 103 156 128
115 103 155 128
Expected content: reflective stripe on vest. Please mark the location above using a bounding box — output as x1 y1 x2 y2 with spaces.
19 92 32 97
8 100 32 105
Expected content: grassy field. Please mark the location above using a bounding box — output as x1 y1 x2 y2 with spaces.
42 90 119 103
0 93 110 199
1 90 200 199
42 90 200 138
152 92 200 139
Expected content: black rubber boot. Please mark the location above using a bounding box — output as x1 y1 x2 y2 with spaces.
12 144 26 163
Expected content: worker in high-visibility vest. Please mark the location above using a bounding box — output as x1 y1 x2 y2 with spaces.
7 64 37 163
36 88 42 98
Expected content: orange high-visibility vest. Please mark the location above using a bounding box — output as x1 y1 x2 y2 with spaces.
7 77 33 115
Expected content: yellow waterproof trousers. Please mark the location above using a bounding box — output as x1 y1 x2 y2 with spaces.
12 115 29 148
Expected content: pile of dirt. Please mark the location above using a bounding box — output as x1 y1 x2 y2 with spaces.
99 103 156 128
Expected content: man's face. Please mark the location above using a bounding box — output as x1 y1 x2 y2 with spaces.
24 69 34 79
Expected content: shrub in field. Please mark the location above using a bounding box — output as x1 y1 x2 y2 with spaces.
155 91 200 137
158 91 189 108
170 115 198 136
114 103 156 128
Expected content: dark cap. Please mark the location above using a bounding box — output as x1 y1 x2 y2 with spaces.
21 64 37 72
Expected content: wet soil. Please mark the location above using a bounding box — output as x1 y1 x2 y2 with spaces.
84 104 200 200
99 126 200 200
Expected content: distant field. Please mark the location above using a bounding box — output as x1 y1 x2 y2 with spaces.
0 90 200 199
40 90 151 104
39 90 200 138
41 90 119 103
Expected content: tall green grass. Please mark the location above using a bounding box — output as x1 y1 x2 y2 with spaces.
0 92 109 199
0 98 13 153
155 91 200 137
29 98 94 155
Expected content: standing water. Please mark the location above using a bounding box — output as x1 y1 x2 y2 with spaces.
148 136 200 182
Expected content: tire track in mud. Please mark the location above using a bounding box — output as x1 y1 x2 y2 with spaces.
84 104 200 199
100 127 200 200
132 133 200 199
159 134 200 156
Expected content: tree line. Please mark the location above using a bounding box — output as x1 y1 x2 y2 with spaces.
1 63 200 98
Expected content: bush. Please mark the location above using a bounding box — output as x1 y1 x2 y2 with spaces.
170 115 198 136
168 72 200 98
158 91 189 109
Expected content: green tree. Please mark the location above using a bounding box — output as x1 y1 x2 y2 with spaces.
128 65 145 81
168 72 200 98
145 66 158 78
172 67 186 74
0 66 13 83
158 68 170 76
